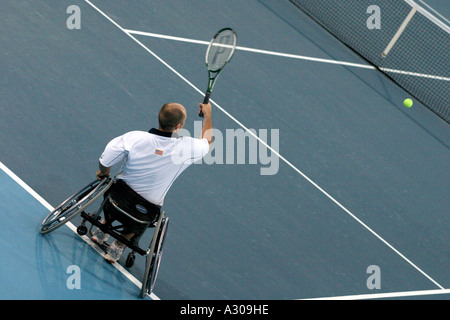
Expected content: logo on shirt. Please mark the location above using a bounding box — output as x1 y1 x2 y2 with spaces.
155 149 164 156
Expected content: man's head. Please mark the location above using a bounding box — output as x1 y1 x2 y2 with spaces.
158 103 187 132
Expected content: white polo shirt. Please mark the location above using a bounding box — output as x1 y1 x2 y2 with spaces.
99 128 209 206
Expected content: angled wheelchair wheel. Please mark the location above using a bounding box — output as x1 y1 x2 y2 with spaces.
40 178 113 234
141 214 169 298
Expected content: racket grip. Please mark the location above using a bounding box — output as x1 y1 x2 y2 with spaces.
203 91 211 104
200 92 211 117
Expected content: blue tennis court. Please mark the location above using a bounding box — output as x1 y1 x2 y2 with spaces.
0 0 448 300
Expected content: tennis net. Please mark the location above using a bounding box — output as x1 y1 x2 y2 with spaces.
289 0 450 123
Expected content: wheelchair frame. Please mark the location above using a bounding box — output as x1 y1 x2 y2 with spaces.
40 177 169 298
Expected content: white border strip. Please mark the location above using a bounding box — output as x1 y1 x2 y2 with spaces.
303 288 450 300
0 162 54 212
404 0 450 32
83 0 446 291
0 161 159 300
418 0 450 26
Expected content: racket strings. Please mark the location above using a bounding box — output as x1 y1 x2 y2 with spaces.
206 30 236 72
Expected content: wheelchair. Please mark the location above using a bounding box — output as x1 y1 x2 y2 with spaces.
40 177 169 298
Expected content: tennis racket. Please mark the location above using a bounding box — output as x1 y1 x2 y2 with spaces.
199 27 237 117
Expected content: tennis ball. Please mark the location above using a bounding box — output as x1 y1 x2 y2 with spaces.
403 98 413 108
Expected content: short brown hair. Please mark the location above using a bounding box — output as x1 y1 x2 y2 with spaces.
158 103 185 132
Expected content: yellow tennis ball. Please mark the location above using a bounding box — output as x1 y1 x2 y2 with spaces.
403 98 413 108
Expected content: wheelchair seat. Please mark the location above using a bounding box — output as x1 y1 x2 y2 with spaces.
102 179 161 236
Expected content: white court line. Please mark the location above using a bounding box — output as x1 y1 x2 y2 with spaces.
0 161 159 300
124 29 450 81
124 29 376 69
84 0 446 291
302 288 450 300
379 67 450 81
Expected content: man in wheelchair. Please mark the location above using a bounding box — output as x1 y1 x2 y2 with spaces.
92 102 212 263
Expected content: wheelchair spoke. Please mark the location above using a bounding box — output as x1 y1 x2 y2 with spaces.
40 178 112 234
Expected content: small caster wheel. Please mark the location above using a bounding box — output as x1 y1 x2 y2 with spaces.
125 252 135 268
77 225 88 236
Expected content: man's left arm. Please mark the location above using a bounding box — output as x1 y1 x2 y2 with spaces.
96 134 128 180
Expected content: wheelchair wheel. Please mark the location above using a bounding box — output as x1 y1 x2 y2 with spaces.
141 215 169 298
40 178 113 234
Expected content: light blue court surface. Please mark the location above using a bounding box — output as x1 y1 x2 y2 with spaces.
0 168 146 299
0 0 449 300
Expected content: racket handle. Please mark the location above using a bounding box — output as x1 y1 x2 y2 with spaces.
203 91 211 104
199 92 211 117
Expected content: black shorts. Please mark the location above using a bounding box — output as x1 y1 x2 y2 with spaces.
103 179 160 235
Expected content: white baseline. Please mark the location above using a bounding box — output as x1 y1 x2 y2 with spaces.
302 288 450 300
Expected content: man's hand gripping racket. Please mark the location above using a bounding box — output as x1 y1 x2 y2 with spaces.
199 28 237 117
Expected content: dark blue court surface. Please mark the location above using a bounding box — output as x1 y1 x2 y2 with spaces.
0 0 448 300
